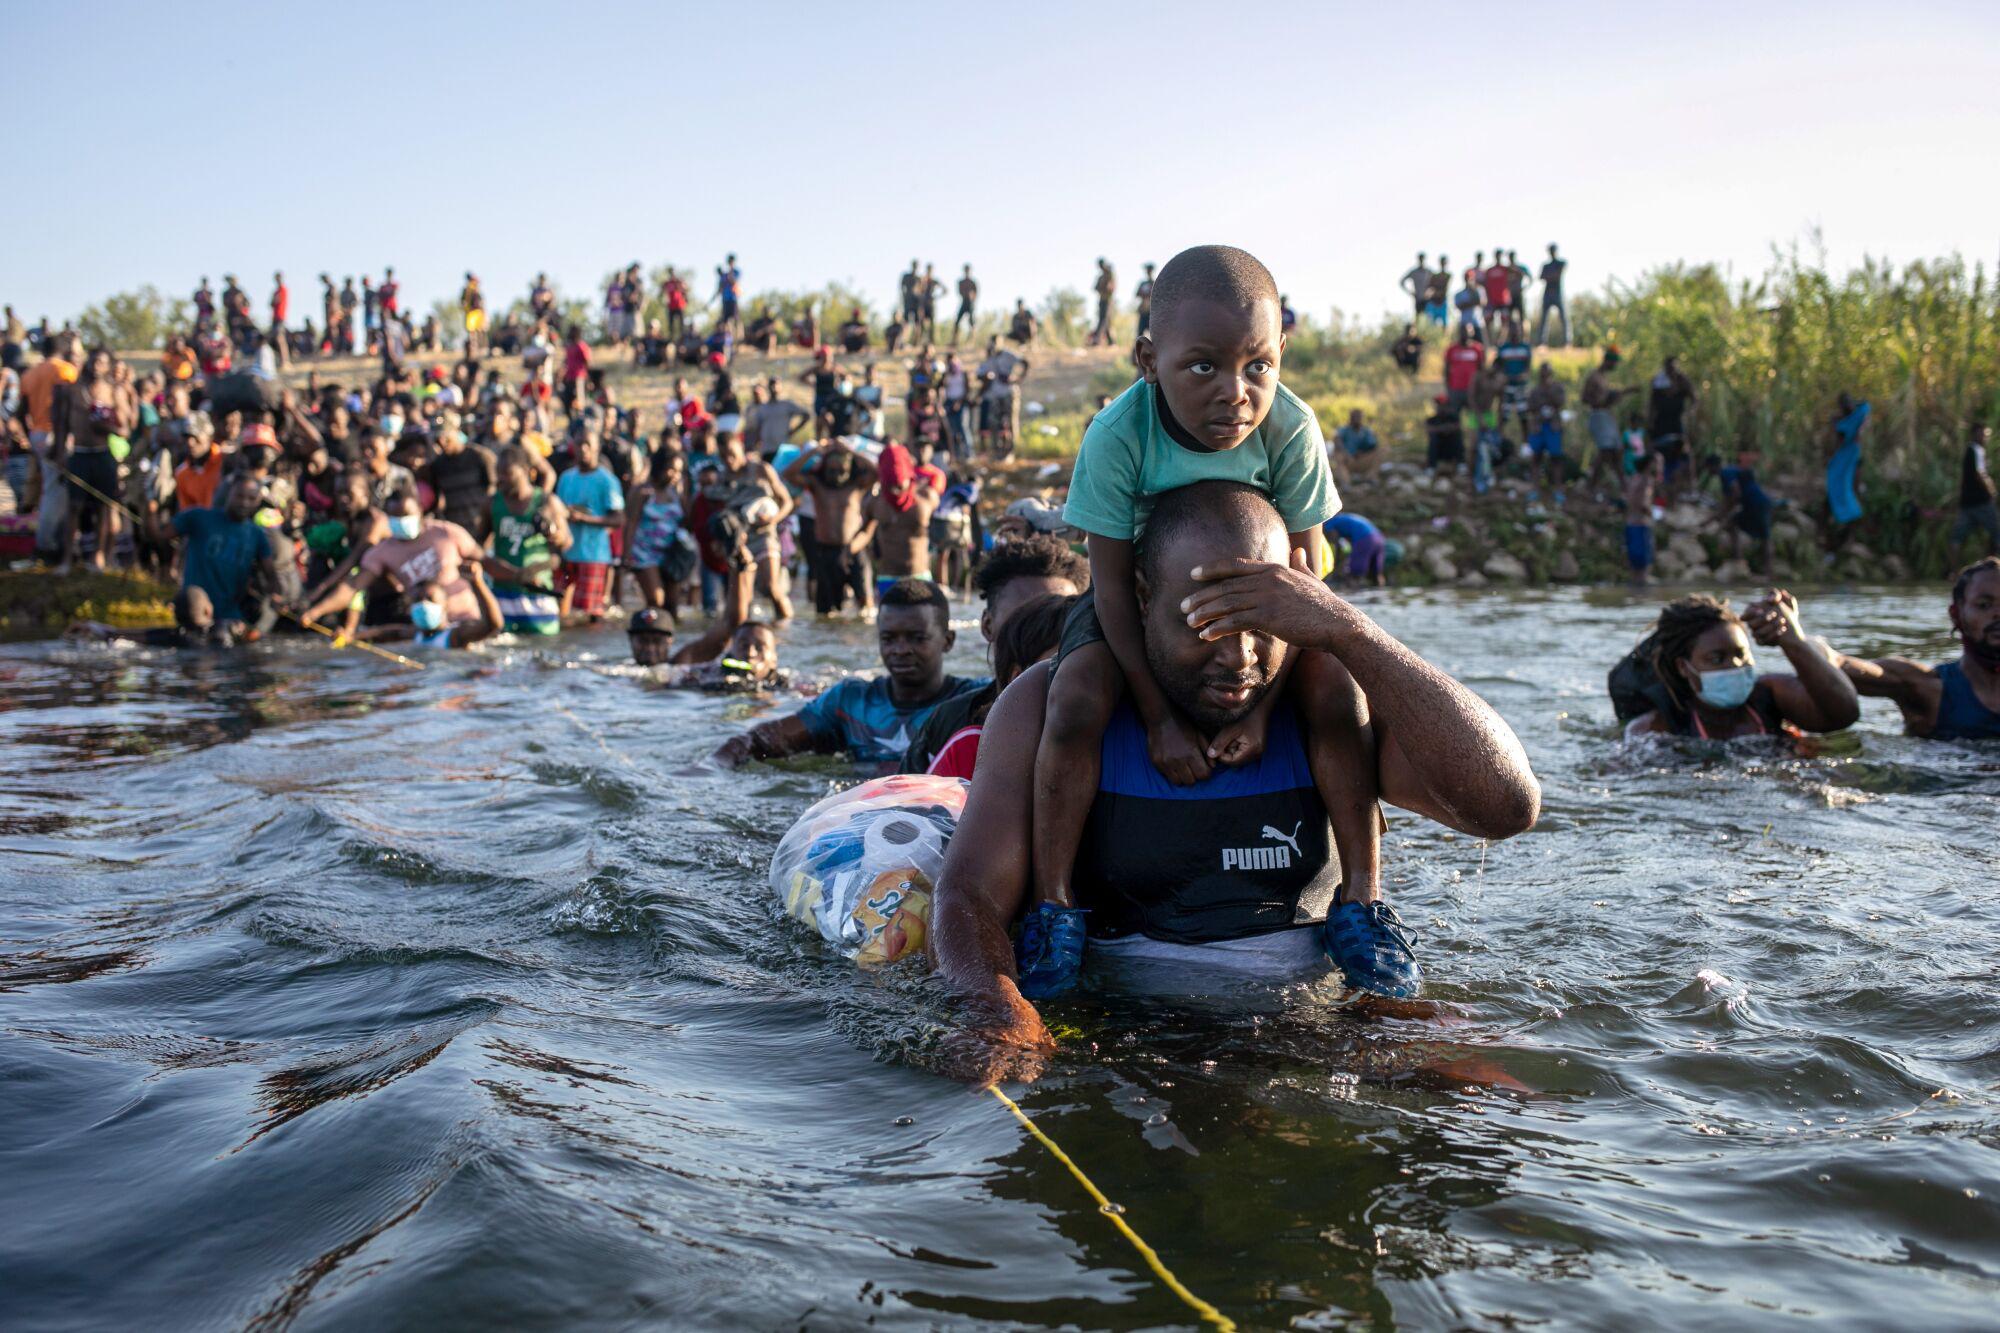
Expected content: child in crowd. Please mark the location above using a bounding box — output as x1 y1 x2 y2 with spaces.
1023 245 1415 1001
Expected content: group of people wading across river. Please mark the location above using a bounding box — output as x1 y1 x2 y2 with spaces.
5 244 1995 1089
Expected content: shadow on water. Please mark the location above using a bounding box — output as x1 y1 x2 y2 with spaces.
1 592 1997 1330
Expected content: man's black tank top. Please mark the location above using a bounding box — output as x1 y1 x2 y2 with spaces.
1074 702 1340 945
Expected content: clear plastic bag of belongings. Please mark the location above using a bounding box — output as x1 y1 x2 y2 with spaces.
769 774 968 967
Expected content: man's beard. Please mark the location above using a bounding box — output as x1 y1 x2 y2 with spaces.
1145 637 1276 734
1963 625 2000 670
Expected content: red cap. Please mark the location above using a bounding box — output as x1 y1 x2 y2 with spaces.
239 423 279 448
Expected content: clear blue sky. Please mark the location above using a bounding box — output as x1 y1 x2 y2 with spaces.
10 0 2000 327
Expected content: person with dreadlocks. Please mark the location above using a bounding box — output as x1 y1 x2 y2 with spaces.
1609 591 1858 740
1823 557 2000 741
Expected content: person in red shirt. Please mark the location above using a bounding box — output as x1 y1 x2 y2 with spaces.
1443 326 1485 408
1481 260 1513 339
560 325 591 418
662 268 689 343
379 266 400 319
269 271 290 368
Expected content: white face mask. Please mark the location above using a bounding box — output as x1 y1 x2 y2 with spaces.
1693 663 1757 710
387 514 423 540
380 414 404 437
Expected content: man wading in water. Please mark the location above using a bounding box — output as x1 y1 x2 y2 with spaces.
930 482 1540 1083
1827 557 2000 741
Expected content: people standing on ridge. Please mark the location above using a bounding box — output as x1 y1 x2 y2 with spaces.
1088 257 1116 346
1538 243 1568 345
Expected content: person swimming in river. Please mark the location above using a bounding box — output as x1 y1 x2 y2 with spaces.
1028 244 1410 1002
929 481 1540 1085
628 613 792 692
1824 557 2000 741
1610 592 1859 740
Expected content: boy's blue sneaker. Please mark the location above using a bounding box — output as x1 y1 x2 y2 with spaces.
1323 899 1423 998
1015 904 1087 999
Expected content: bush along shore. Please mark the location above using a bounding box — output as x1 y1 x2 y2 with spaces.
0 568 176 632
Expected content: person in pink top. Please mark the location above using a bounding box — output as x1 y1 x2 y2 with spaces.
299 491 484 636
560 324 591 418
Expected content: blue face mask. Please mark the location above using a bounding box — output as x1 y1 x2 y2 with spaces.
380 414 404 437
387 514 423 541
1694 663 1757 710
409 600 446 633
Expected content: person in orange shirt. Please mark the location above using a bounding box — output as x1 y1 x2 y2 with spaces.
161 334 196 382
19 333 81 555
174 412 224 512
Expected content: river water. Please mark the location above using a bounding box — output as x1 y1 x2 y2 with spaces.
0 586 1994 1331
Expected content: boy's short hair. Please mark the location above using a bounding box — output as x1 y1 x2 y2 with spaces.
879 578 949 629
1149 245 1280 340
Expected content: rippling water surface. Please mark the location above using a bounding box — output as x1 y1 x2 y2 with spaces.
1 586 1995 1330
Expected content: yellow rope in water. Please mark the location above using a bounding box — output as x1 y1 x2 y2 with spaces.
277 606 427 671
48 457 426 671
986 1084 1236 1331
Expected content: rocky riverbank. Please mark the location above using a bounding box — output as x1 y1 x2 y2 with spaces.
1341 460 1913 587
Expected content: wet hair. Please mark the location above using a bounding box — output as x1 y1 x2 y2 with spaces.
1641 595 1744 713
972 533 1089 603
1952 556 2000 605
879 577 949 631
1147 245 1280 341
1136 480 1281 588
992 593 1076 683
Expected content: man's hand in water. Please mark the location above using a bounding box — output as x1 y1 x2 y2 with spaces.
1744 588 1804 647
940 984 1054 1086
1181 547 1354 653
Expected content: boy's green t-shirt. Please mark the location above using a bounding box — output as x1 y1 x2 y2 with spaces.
1061 379 1340 541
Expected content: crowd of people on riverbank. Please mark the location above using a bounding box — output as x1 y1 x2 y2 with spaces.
2 244 1996 1083
1378 244 1998 583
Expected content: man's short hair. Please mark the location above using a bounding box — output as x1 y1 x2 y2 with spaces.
1953 555 2000 605
879 578 949 629
973 534 1089 603
1136 481 1282 587
1148 245 1280 340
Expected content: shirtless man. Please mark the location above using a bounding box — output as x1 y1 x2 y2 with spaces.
1827 557 2000 741
783 434 879 616
861 443 938 601
1582 347 1634 489
952 265 978 345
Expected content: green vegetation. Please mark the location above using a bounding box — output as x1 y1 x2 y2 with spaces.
0 569 174 629
74 286 190 352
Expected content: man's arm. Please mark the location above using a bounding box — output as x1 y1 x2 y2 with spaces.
710 712 822 768
454 564 503 647
1827 650 1940 731
1744 591 1860 732
929 664 1055 1083
302 562 382 624
1182 552 1540 838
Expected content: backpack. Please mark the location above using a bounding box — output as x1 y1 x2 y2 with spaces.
706 504 753 571
1607 638 1678 725
662 528 699 583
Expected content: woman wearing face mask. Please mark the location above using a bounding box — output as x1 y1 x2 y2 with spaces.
1612 592 1859 740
